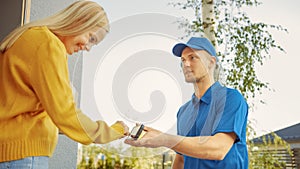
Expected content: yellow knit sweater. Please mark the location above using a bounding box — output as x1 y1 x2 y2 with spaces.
0 26 123 162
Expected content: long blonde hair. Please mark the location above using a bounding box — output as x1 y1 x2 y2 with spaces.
0 0 110 53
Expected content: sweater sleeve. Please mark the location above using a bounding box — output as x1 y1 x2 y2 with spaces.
30 38 123 145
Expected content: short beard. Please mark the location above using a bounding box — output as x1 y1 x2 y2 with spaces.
185 74 209 83
185 76 199 83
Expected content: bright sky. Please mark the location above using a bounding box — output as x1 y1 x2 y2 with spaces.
85 0 300 137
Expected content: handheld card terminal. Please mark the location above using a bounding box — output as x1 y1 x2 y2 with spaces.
130 124 144 140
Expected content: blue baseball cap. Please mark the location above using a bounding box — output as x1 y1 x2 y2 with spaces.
172 37 217 61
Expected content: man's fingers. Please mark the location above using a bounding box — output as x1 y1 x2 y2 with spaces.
124 139 142 147
143 125 151 132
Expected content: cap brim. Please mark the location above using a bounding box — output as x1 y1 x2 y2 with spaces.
172 43 187 57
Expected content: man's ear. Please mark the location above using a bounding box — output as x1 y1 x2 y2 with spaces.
211 56 217 64
208 56 217 69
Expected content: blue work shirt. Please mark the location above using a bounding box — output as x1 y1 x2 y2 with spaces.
177 82 248 169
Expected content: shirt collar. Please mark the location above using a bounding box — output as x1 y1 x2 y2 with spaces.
191 82 222 105
191 93 200 105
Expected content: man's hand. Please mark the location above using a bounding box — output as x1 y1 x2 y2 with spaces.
124 126 167 148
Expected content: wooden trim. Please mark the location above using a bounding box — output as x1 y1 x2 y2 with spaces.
21 0 31 25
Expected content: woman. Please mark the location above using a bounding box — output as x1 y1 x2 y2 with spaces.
0 1 128 168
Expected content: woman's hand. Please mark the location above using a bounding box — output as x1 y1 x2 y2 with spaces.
110 121 129 136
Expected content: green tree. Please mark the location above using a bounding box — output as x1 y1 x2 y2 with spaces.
77 144 170 169
171 0 287 99
247 121 292 168
170 0 291 168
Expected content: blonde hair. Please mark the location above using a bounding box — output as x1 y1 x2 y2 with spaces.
0 0 109 53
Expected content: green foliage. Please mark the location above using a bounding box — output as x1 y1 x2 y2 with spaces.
77 144 174 169
247 121 292 169
170 0 287 100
